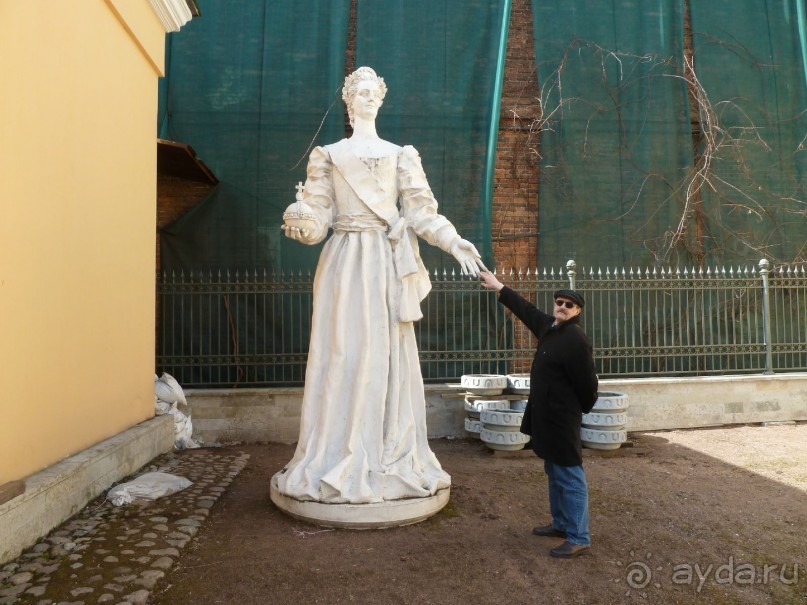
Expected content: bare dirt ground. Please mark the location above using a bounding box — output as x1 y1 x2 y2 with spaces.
151 424 807 605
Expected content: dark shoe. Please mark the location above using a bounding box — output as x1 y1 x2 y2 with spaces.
532 524 566 538
550 541 591 558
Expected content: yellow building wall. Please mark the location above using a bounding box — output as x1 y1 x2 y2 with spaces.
0 1 166 484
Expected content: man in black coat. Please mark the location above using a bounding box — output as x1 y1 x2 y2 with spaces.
480 270 598 558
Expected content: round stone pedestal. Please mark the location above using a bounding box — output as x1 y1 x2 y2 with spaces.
270 474 450 529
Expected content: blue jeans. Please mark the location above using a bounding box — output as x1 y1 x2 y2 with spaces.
544 460 591 546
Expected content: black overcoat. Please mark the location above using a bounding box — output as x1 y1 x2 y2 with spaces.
498 286 598 466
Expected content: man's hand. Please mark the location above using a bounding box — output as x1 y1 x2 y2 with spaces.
479 270 504 292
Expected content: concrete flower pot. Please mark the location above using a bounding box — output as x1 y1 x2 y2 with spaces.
582 411 628 429
480 409 528 451
480 409 524 431
480 428 530 451
461 374 507 396
591 391 629 412
506 373 530 395
582 392 629 450
463 398 510 413
510 399 528 412
580 427 628 450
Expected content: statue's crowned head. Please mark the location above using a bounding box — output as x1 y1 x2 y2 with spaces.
342 66 387 127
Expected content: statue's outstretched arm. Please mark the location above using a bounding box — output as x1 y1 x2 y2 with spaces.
399 146 486 275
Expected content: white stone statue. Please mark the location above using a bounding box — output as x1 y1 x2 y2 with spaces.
271 67 485 526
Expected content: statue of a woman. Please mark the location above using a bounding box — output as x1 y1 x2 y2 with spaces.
274 67 485 510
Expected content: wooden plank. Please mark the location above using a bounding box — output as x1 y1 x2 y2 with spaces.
0 480 25 505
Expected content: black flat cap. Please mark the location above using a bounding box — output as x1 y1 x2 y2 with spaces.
554 289 585 308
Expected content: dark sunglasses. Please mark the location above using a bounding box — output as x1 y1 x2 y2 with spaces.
554 299 577 309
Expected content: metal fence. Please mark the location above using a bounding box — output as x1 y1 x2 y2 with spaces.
157 259 807 387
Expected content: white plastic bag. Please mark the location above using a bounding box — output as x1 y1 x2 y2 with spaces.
154 372 187 405
155 399 172 416
108 472 192 506
172 406 200 450
153 373 199 449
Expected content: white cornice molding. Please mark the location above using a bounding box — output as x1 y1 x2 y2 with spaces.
148 0 194 33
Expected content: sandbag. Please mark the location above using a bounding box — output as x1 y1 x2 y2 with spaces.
108 472 192 506
154 372 187 405
154 373 199 449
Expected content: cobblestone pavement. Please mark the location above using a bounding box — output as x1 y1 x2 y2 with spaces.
0 449 249 605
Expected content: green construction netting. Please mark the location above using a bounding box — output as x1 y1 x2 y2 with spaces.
532 0 696 269
159 1 350 273
156 2 349 386
528 0 806 375
690 0 807 264
160 1 506 273
355 0 511 378
355 0 509 268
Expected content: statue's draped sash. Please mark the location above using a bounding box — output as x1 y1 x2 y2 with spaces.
327 139 431 322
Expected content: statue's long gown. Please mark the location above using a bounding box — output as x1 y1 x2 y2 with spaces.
275 141 460 503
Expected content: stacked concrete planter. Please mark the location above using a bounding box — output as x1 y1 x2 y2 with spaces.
479 408 530 451
505 373 530 396
581 391 629 450
476 373 531 451
460 374 508 396
464 398 509 439
461 374 508 440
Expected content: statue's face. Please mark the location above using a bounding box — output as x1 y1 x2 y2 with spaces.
351 80 383 122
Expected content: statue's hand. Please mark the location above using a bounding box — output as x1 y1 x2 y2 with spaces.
282 225 310 241
450 239 487 276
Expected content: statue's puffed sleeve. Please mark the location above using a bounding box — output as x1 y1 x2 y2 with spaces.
296 146 336 245
398 145 461 253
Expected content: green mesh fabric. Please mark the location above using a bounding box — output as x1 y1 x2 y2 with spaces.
156 2 349 385
355 0 510 268
690 0 807 264
160 1 507 272
355 0 511 378
159 1 351 272
531 0 696 269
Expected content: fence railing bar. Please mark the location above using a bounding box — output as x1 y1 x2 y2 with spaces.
155 259 807 387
